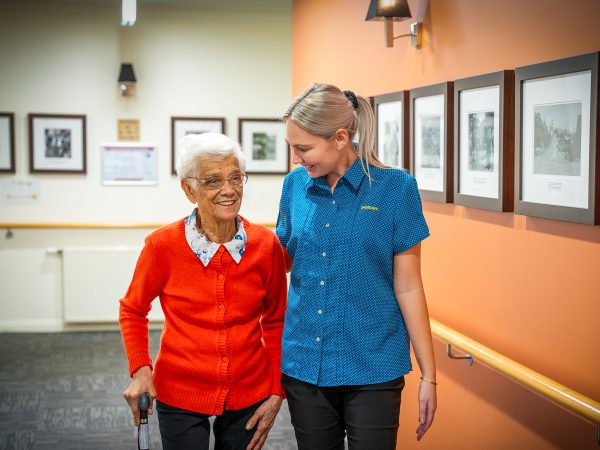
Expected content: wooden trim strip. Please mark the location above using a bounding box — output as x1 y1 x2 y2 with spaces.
430 319 600 425
0 223 277 229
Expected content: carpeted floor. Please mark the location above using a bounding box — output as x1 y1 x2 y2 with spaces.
0 330 297 450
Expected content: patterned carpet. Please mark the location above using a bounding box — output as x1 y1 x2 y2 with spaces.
0 331 297 450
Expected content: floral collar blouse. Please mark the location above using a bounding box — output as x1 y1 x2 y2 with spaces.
184 208 247 267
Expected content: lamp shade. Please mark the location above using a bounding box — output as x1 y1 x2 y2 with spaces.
118 63 137 82
365 0 412 21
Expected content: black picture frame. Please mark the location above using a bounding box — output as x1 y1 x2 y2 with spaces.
171 116 226 175
454 71 515 212
29 113 87 174
374 91 410 169
0 112 15 174
410 82 454 203
238 118 289 175
515 52 599 225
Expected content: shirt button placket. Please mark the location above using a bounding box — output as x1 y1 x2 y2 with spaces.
215 247 229 408
317 195 334 351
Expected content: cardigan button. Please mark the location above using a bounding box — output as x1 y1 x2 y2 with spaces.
222 356 229 362
219 304 225 310
218 274 224 280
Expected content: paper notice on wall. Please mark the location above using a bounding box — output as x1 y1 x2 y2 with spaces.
101 143 157 185
1 177 41 205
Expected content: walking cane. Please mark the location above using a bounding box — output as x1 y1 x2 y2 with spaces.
138 393 151 450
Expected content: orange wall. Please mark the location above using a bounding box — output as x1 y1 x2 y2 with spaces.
292 1 600 448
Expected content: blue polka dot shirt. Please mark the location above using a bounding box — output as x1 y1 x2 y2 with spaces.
276 158 430 386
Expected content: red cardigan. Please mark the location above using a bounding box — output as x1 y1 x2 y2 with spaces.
119 217 287 415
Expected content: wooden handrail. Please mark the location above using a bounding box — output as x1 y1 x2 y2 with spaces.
430 319 600 425
0 223 164 229
0 222 277 229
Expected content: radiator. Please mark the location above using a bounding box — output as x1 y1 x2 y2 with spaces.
60 246 164 323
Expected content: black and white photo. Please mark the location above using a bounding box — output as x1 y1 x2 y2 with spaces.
45 128 72 158
468 111 495 172
383 120 400 166
421 115 441 168
374 92 408 168
533 102 582 176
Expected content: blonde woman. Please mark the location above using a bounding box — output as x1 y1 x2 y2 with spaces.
276 84 437 449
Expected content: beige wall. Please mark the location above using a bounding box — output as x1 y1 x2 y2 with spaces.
0 0 291 224
291 0 600 449
0 0 291 330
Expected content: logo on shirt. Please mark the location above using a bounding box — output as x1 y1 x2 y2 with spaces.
360 205 379 211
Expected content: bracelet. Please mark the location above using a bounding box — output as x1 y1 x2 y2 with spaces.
420 376 438 386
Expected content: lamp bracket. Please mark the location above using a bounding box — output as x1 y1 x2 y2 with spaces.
384 19 422 48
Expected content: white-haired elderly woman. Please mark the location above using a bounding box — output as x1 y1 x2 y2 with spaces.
120 132 287 450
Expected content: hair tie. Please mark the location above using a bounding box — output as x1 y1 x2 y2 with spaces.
343 90 359 110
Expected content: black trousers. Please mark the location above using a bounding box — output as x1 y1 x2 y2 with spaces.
156 399 263 450
281 374 405 450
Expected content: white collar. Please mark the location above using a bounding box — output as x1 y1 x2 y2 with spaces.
184 209 247 267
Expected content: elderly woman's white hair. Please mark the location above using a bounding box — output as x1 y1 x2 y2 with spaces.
176 132 246 184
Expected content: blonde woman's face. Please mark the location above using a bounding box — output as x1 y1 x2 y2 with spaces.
285 120 343 178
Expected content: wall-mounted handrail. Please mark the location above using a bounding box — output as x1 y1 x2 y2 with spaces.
0 222 276 230
0 223 165 229
446 343 473 366
430 319 600 426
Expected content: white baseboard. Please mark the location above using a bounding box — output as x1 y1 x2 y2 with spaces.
0 319 164 333
0 319 63 333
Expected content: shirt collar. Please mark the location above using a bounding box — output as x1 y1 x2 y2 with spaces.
304 157 365 194
184 208 247 267
342 157 366 192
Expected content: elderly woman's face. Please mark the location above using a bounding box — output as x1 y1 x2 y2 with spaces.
183 155 243 224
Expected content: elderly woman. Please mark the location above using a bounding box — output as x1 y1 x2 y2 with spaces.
120 132 286 450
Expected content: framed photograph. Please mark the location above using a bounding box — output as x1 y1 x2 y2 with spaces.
374 91 409 169
171 116 225 175
0 112 15 173
454 71 515 211
29 113 86 174
410 82 454 203
238 118 288 174
101 142 157 186
515 52 599 225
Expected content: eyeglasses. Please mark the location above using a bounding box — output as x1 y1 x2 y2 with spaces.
187 173 248 190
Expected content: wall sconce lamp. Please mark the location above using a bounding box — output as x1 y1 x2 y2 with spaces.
365 0 422 48
118 63 137 96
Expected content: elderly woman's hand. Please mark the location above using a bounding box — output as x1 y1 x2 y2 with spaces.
245 394 283 450
123 365 157 426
